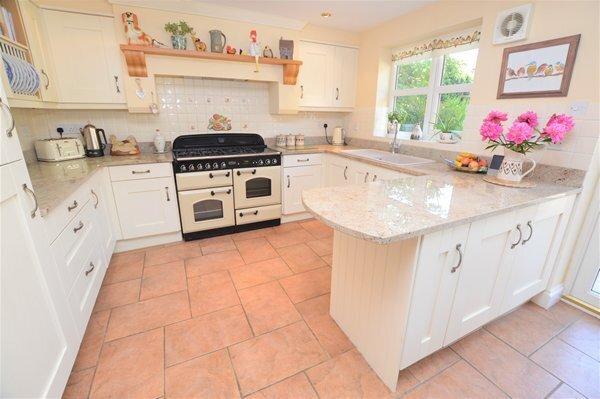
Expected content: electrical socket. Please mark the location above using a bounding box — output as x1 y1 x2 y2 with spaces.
55 123 81 137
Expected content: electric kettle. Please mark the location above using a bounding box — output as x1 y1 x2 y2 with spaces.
332 126 345 146
80 123 107 157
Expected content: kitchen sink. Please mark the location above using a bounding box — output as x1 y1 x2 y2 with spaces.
343 149 434 166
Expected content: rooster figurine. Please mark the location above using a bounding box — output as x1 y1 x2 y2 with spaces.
249 29 260 72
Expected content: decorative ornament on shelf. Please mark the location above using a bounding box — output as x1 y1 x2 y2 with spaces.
209 30 227 53
279 37 294 59
479 110 575 182
121 12 165 47
249 30 260 72
164 20 193 50
263 45 273 58
191 30 207 51
226 45 237 55
208 114 232 131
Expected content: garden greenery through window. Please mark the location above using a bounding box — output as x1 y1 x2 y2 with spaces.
390 47 479 139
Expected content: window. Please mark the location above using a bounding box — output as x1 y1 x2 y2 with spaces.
390 46 478 138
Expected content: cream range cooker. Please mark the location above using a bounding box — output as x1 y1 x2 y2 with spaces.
172 133 282 241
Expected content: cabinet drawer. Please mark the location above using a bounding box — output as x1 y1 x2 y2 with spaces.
109 163 172 182
283 154 323 167
176 169 233 190
236 204 281 225
45 184 93 242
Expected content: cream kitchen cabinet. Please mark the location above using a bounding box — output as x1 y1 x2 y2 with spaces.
282 154 323 215
0 97 21 166
298 41 358 110
325 155 352 187
41 9 125 105
325 155 408 186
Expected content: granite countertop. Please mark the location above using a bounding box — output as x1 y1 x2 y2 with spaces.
28 151 172 216
301 166 580 244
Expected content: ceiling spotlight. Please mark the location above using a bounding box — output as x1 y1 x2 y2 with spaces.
321 12 332 18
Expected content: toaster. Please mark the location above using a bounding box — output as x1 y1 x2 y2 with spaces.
34 138 86 162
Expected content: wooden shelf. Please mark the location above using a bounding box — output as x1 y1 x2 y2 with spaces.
120 44 302 85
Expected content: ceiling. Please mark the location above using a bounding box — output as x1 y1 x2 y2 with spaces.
198 1 435 32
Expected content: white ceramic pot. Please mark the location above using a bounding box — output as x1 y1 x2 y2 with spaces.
286 134 296 148
497 149 537 182
439 132 452 141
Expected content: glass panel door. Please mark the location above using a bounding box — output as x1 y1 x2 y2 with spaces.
193 199 223 222
246 177 271 198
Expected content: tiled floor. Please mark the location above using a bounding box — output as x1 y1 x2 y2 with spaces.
63 219 600 399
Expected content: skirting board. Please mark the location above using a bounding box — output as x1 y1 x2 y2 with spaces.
114 231 183 253
532 284 564 309
281 212 313 223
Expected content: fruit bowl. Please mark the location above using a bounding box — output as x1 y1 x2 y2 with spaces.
442 152 488 174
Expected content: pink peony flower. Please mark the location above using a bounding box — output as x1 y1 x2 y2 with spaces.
484 110 508 124
543 122 569 143
517 111 539 128
506 121 534 144
480 120 503 141
546 113 575 131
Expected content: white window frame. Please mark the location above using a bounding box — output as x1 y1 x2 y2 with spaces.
389 49 476 138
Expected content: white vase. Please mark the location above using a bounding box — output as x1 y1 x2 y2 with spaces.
153 130 166 153
497 149 537 182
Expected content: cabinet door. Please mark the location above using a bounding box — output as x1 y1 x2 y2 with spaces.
1 160 77 398
350 161 371 184
112 177 180 239
332 46 358 108
298 41 335 107
325 155 350 187
502 197 574 311
42 9 125 104
282 165 322 214
0 80 22 166
444 212 518 345
90 175 116 261
401 224 469 368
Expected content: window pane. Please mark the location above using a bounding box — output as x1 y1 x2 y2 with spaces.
394 95 426 131
435 92 470 132
395 59 432 89
441 48 478 85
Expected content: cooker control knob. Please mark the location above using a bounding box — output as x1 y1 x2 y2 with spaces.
189 164 195 171
205 163 211 170
180 165 187 172
220 162 227 168
257 159 264 166
196 163 203 170
212 162 219 169
265 159 271 165
271 158 278 165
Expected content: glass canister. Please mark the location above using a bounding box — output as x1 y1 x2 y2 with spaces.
295 134 305 148
286 134 296 148
276 134 286 147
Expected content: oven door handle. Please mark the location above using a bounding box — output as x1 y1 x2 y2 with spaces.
239 209 259 217
236 169 257 176
209 171 231 178
210 188 232 196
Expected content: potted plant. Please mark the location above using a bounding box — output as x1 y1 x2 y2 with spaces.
387 109 407 135
164 21 193 50
430 113 458 141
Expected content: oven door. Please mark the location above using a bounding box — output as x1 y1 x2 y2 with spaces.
177 186 234 233
233 166 281 208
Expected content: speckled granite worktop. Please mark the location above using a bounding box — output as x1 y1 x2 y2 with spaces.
27 151 172 216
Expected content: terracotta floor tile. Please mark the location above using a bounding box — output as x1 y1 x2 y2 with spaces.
271 222 303 233
531 338 600 398
94 279 140 312
63 368 95 399
90 328 163 399
105 291 190 341
235 237 279 264
145 242 203 266
300 219 333 239
277 243 327 273
403 360 508 399
229 258 293 290
229 321 327 395
266 229 315 249
185 250 245 278
452 329 559 398
406 347 460 382
280 267 331 304
232 228 272 243
395 369 420 396
246 373 317 399
295 294 353 357
165 305 252 367
103 252 144 285
559 314 600 360
321 255 333 266
485 302 564 355
239 281 301 335
306 349 392 399
188 270 239 317
165 349 239 399
548 383 586 399
306 237 333 256
140 260 186 300
199 235 238 255
72 310 110 372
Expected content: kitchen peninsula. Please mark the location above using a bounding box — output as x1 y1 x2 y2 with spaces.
302 170 579 390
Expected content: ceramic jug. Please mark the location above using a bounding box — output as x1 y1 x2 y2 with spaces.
209 30 227 53
497 150 537 182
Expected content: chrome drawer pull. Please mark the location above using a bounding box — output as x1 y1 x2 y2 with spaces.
73 221 84 233
22 184 38 218
364 172 369 183
297 158 310 162
210 189 231 196
67 200 78 212
91 189 99 208
522 221 533 245
131 169 151 174
41 69 49 90
85 262 95 276
372 174 377 181
165 187 171 201
300 85 304 99
239 210 259 217
114 75 121 93
343 166 348 180
511 224 522 249
287 175 291 188
451 244 463 273
335 87 339 100
236 169 257 176
209 171 231 178
0 98 15 137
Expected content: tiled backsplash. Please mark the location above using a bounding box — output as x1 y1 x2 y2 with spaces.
13 76 348 153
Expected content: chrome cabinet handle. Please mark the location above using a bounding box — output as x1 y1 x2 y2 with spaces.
236 169 257 176
73 221 84 233
300 85 304 99
67 200 78 212
364 172 369 183
165 187 170 201
335 87 339 100
91 189 99 208
210 188 231 196
522 221 533 245
297 158 310 163
209 171 230 178
287 175 291 188
511 224 522 249
41 69 49 90
114 75 121 93
85 262 95 276
343 166 348 181
372 174 377 182
239 210 259 217
131 169 150 174
451 244 463 273
22 184 38 218
0 98 15 137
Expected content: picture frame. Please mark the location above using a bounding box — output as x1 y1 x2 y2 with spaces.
497 34 580 99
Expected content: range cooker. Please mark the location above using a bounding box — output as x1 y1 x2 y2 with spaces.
172 133 281 241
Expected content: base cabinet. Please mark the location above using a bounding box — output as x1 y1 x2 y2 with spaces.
282 164 322 215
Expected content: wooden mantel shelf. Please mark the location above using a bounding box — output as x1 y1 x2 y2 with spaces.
120 44 302 85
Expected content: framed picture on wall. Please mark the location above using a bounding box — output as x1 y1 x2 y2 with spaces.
497 34 580 99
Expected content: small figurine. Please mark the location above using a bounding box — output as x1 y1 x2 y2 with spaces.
263 45 273 58
279 37 294 59
226 45 237 55
122 12 165 47
249 29 260 72
238 49 243 55
191 31 207 51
